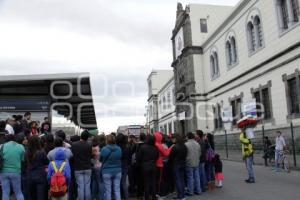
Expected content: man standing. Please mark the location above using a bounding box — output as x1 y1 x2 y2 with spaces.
274 131 286 172
240 129 255 183
185 132 201 196
0 134 25 200
71 130 93 200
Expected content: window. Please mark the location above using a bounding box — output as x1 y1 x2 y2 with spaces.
291 0 299 22
214 103 223 130
252 83 273 121
246 9 264 54
210 49 219 79
200 19 208 33
149 105 153 118
164 124 167 135
283 71 300 118
254 16 263 47
163 97 166 110
168 122 172 134
167 91 171 109
280 0 289 29
225 34 238 67
288 78 299 114
172 88 175 105
247 22 256 51
231 97 242 125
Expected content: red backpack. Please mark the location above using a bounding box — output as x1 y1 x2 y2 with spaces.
50 161 67 197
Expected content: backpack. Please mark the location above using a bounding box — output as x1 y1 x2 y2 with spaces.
50 161 67 197
205 144 215 162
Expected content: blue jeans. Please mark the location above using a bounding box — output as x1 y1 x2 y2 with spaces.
185 166 201 195
245 155 255 180
275 150 283 170
198 162 207 191
173 164 185 199
103 172 122 200
75 170 92 200
0 172 24 200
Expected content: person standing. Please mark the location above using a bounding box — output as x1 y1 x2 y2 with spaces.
263 136 272 166
71 130 93 200
136 134 159 200
274 131 286 172
25 136 49 200
169 134 187 200
196 130 207 192
100 134 122 200
185 132 201 196
0 134 25 200
153 132 173 197
240 129 255 183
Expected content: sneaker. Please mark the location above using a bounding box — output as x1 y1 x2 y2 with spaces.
245 179 255 183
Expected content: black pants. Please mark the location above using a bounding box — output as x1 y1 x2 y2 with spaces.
143 167 157 200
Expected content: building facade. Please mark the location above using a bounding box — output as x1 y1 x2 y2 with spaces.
172 0 300 136
147 70 174 134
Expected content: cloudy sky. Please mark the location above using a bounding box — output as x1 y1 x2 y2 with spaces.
0 0 239 133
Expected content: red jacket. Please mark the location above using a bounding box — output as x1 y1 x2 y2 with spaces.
154 132 173 168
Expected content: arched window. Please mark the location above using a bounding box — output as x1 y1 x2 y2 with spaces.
291 0 299 22
254 16 263 47
226 41 232 66
280 0 289 29
247 22 256 51
231 37 237 63
210 51 219 79
210 55 216 77
163 96 166 110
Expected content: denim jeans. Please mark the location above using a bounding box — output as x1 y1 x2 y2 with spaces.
275 150 283 170
91 168 101 200
173 164 185 199
0 172 24 200
185 166 201 195
121 167 129 200
103 172 122 200
198 162 207 191
245 155 255 180
75 169 92 200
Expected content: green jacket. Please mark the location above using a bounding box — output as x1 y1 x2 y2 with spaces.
239 132 253 158
1 141 25 173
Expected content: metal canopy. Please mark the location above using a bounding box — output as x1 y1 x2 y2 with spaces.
0 73 98 130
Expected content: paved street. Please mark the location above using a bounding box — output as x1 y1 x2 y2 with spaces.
160 160 300 200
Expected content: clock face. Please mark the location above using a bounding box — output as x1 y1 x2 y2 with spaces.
175 28 184 58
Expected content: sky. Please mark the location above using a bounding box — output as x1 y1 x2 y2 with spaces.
0 0 239 133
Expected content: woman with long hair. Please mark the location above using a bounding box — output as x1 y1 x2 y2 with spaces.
25 135 49 200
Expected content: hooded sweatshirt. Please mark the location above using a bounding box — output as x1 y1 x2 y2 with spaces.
47 149 71 185
154 132 173 168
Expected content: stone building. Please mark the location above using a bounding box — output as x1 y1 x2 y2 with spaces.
171 0 300 161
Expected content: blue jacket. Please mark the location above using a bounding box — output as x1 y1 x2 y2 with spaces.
100 144 122 175
47 149 71 185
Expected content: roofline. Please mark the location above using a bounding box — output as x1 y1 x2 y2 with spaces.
0 72 90 82
201 0 251 47
157 76 174 94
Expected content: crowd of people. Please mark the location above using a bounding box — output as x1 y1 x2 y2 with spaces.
0 112 226 200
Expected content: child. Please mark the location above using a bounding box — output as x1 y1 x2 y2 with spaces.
47 149 71 200
214 154 224 188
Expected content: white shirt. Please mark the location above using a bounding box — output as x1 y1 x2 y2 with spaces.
5 124 14 135
275 135 286 151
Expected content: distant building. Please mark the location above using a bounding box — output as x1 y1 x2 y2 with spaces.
147 70 176 134
117 125 145 137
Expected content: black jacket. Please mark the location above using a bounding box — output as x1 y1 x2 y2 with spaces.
169 143 187 166
136 144 159 170
214 160 222 173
